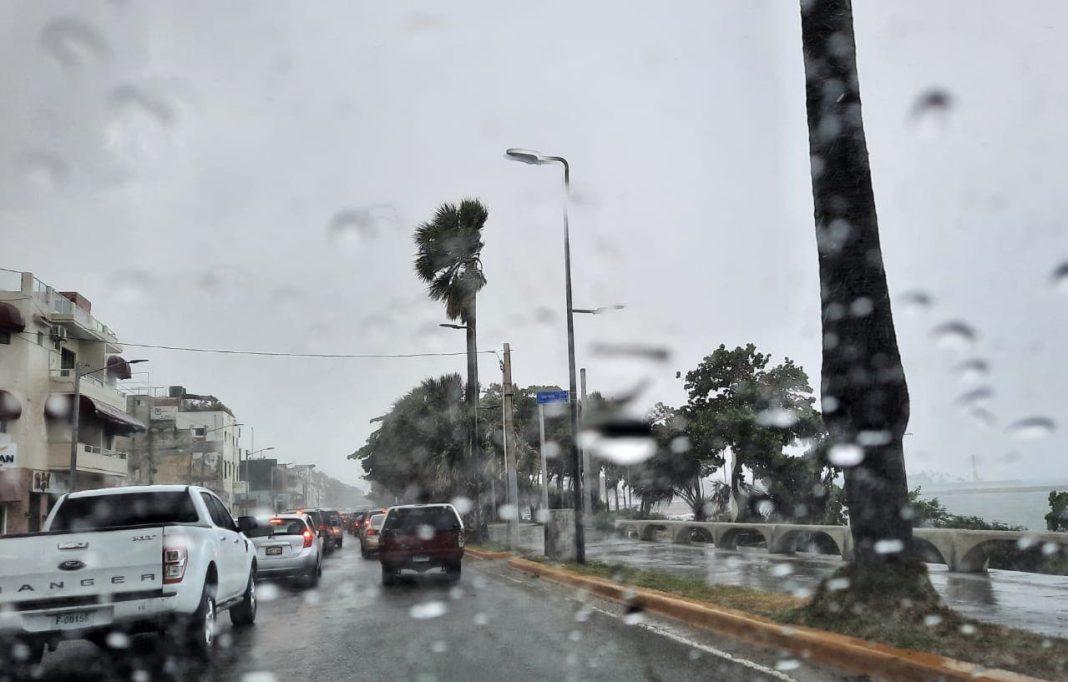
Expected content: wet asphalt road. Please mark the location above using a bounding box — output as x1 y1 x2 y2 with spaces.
28 539 854 682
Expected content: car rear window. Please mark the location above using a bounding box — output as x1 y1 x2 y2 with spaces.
246 518 307 537
50 492 199 531
325 512 341 526
383 507 460 533
370 513 385 528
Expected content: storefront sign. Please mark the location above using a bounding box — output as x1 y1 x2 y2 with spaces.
0 441 16 469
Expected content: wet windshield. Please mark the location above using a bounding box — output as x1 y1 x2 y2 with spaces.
2 1 1068 681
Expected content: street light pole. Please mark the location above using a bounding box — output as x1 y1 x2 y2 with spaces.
68 359 147 493
505 148 585 563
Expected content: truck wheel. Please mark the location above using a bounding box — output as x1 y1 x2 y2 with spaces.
381 564 397 587
179 587 216 659
229 574 257 627
445 560 462 584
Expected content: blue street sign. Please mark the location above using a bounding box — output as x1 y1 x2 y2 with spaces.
536 390 570 405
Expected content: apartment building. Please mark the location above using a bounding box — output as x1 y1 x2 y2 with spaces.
0 270 145 534
126 386 242 504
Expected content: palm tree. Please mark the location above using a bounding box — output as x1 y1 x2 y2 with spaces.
414 200 489 521
799 0 935 605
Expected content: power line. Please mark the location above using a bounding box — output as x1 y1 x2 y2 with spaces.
117 341 501 360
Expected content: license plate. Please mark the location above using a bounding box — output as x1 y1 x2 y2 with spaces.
412 555 430 563
52 610 94 629
266 546 283 556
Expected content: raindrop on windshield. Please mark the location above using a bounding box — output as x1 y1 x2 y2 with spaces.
1051 262 1068 293
543 441 562 459
473 612 489 626
39 17 108 70
430 640 448 653
954 359 989 383
670 436 691 453
931 321 976 351
535 508 551 523
328 205 397 250
856 430 891 446
955 386 993 407
242 674 279 682
410 601 447 619
450 496 473 514
826 577 851 592
959 623 977 636
874 538 904 554
416 524 436 540
910 88 953 131
898 290 933 312
1007 416 1056 440
579 419 656 465
923 614 943 627
775 659 801 672
828 443 864 467
770 563 793 578
498 504 518 520
756 407 798 428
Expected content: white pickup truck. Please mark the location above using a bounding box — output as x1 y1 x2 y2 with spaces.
0 485 258 669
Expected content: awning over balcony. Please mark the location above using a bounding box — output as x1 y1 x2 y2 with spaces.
0 390 21 420
44 393 147 434
0 301 25 333
107 355 132 380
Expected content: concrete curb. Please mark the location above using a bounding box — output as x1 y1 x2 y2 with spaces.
507 558 1043 682
465 547 513 560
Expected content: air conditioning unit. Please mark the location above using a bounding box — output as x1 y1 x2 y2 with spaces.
49 326 68 342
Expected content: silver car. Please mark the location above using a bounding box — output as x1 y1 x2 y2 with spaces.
359 512 386 559
248 514 323 586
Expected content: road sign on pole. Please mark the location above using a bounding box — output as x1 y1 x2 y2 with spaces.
536 390 569 405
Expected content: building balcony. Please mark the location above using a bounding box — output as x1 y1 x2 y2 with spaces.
48 442 129 478
50 370 129 412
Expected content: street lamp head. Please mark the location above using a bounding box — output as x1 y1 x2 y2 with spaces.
439 323 467 330
505 148 545 164
128 359 149 365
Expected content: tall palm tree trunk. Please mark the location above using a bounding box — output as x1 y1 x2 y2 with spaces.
465 295 482 538
800 0 913 568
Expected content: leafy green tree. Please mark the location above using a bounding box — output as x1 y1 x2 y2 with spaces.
413 200 490 516
681 344 823 519
352 374 468 503
1047 491 1068 532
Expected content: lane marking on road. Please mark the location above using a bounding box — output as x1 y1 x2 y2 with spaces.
586 604 798 682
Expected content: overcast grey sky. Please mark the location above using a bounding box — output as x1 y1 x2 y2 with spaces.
3 1 1067 486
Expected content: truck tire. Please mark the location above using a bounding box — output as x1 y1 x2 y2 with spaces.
445 560 462 584
181 586 216 659
381 564 397 587
229 574 257 627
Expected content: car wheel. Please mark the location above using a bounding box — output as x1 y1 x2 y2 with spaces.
360 542 369 559
180 587 216 659
229 574 257 627
381 564 397 587
445 560 461 584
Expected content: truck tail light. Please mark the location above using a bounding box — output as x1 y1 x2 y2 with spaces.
163 545 188 584
302 530 314 548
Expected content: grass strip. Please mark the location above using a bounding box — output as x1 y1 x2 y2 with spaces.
533 557 1067 681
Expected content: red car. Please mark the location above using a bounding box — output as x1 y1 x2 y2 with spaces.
378 504 464 586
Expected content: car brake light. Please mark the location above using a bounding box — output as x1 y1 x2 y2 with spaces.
163 545 188 584
302 530 314 548
367 528 377 537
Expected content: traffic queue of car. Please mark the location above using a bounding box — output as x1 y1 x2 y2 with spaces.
0 486 465 673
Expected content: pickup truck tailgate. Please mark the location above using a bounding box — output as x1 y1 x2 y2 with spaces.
0 526 164 608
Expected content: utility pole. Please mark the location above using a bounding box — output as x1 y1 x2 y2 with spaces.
502 343 519 550
580 368 591 519
538 404 550 516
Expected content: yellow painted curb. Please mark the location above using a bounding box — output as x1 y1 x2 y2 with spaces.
465 547 512 560
508 558 1043 682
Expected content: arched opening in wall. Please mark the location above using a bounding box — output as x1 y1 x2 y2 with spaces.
640 524 668 542
912 538 948 567
720 528 768 552
685 526 714 544
783 530 843 557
